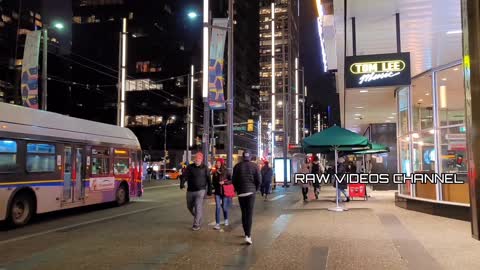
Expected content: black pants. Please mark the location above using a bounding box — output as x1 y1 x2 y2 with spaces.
302 187 309 200
238 194 256 237
261 181 271 197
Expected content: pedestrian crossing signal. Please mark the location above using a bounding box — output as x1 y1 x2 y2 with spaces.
247 119 254 132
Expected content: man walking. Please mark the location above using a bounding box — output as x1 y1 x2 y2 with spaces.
180 152 212 231
232 150 261 245
260 160 273 201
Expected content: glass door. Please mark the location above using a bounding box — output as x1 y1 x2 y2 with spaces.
63 146 73 202
74 147 85 201
129 151 137 196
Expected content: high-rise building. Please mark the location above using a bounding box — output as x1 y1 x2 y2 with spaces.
259 0 301 159
212 0 260 157
0 0 71 107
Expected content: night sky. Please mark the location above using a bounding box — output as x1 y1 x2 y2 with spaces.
39 0 337 122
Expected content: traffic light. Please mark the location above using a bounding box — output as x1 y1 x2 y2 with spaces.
247 119 254 132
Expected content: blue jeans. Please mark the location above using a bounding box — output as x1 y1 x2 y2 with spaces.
215 195 232 224
337 187 349 200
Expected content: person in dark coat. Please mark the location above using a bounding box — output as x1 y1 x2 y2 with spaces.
311 156 324 200
211 158 232 230
260 160 273 200
334 157 350 202
300 158 311 201
180 152 213 231
232 150 261 245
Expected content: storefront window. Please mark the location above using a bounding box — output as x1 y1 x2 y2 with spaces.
398 87 409 136
434 64 468 204
436 65 465 127
412 74 434 131
439 125 468 203
412 131 436 200
396 63 468 204
398 136 411 195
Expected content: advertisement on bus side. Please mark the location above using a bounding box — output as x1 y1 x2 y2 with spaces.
89 177 115 191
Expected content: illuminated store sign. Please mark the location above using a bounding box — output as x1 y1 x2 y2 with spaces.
345 52 411 88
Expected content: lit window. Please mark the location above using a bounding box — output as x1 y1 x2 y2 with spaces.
26 143 56 173
0 140 17 172
114 158 129 175
91 148 110 176
73 16 82 24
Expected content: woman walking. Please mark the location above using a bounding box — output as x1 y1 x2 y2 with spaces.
211 158 232 230
300 158 311 201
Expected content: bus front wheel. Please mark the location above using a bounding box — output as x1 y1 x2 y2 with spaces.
8 192 35 227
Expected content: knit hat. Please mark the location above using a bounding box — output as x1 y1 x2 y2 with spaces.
216 158 225 166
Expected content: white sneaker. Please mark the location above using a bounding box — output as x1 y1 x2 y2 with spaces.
245 236 252 245
213 224 221 230
224 219 229 226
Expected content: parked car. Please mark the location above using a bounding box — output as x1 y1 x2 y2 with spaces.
164 169 181 180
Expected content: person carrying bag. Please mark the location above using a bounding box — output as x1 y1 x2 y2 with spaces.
212 158 233 230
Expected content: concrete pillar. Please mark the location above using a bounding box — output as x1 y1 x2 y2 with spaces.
462 0 480 240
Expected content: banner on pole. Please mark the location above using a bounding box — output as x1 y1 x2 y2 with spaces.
21 31 41 109
208 18 228 110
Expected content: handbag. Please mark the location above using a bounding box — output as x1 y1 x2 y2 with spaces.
222 184 235 197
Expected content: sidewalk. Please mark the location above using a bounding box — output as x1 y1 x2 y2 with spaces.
250 186 480 270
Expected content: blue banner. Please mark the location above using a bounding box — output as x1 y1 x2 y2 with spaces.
208 19 228 110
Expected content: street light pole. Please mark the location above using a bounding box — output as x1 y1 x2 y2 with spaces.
226 0 234 174
163 116 175 179
302 68 306 140
117 18 127 127
186 72 191 163
41 28 48 111
281 16 289 188
202 0 210 167
164 120 168 179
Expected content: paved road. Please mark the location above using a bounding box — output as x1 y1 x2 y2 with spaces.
3 183 480 270
0 183 299 270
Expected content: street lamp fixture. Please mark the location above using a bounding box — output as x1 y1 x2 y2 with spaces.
53 22 65 30
41 20 65 111
188 11 198 20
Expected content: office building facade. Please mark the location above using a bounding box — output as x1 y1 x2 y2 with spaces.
259 0 302 160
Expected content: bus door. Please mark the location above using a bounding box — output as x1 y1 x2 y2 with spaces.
63 146 73 202
73 147 85 201
63 145 85 203
129 151 138 196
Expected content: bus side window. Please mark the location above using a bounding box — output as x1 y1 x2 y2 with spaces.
114 149 129 175
91 148 110 176
0 139 17 173
26 143 56 173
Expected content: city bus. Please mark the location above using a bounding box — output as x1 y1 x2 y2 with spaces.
0 103 143 227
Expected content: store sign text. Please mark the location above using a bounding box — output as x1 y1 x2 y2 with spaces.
345 53 411 88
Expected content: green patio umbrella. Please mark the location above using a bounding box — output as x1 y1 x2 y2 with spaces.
353 143 389 155
302 125 371 153
301 125 371 212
